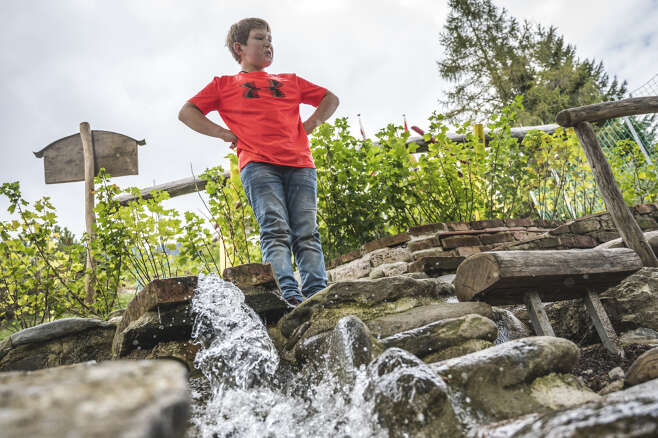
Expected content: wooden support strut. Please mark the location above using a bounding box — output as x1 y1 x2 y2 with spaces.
584 289 624 358
80 122 97 305
573 122 658 267
523 290 555 337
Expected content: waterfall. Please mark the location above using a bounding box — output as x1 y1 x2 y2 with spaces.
189 274 385 438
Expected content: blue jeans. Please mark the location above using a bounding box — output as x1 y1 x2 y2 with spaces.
240 162 328 300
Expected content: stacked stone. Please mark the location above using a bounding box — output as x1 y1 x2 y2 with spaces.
496 202 658 251
326 218 557 282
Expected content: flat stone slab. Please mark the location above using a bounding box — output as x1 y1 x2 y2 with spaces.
0 360 189 438
367 302 493 338
10 317 113 346
278 276 452 338
380 314 497 359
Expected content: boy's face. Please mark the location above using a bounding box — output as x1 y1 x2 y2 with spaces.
236 28 273 70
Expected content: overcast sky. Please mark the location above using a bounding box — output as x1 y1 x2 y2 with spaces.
1 0 657 236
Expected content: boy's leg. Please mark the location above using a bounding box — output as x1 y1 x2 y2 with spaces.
240 162 303 301
283 166 328 297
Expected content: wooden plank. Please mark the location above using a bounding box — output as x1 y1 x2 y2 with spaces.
80 122 97 305
556 96 658 127
454 248 642 305
114 174 229 205
35 131 145 184
583 289 624 358
523 291 555 337
573 122 658 267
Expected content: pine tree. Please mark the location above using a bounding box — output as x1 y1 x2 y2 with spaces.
438 0 627 124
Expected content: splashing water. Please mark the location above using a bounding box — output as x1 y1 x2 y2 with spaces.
189 274 385 438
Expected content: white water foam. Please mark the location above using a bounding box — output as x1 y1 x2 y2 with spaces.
189 274 385 438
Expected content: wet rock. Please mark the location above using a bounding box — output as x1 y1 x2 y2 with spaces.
626 346 658 386
0 319 117 372
380 314 497 361
366 302 493 338
327 316 382 385
113 303 193 358
0 360 189 438
366 348 462 438
431 337 596 421
125 340 200 375
492 307 532 344
620 327 658 345
278 276 451 338
113 276 198 356
477 378 658 437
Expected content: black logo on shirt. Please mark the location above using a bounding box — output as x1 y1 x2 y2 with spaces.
241 80 286 98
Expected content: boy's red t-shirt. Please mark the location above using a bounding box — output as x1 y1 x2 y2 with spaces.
188 71 327 170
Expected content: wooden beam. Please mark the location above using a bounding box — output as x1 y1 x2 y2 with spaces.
80 122 97 305
454 248 642 305
556 96 658 127
524 291 555 337
114 174 228 205
573 122 658 267
407 124 559 153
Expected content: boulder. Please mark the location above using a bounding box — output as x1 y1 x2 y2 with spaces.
328 257 372 281
476 378 658 437
431 337 598 421
124 340 200 374
366 348 462 438
380 314 497 361
600 268 658 332
423 339 494 362
626 346 658 386
369 261 409 278
367 246 411 267
0 360 189 438
0 318 116 372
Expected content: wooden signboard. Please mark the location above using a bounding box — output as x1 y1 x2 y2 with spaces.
33 130 146 184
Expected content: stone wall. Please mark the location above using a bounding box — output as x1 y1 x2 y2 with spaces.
326 203 658 282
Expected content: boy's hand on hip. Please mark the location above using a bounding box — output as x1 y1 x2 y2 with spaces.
222 130 238 149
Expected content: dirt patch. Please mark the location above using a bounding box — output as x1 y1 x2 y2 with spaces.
572 343 653 392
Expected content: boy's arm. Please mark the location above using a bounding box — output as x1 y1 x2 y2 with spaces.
303 91 339 135
178 102 238 146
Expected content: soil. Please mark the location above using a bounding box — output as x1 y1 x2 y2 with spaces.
572 343 653 392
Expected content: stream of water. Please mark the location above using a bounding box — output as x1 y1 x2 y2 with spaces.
188 274 386 438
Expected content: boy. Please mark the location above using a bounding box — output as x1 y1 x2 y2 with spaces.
178 18 339 306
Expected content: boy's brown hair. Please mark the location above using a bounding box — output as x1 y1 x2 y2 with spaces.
226 18 271 63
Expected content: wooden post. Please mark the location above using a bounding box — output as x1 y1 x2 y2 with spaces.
523 290 555 337
80 122 97 305
573 121 658 267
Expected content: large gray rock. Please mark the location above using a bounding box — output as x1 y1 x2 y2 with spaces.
0 360 189 438
492 307 532 344
477 378 658 437
366 348 463 438
0 319 117 372
600 268 658 332
431 337 598 422
380 314 497 361
626 347 658 386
